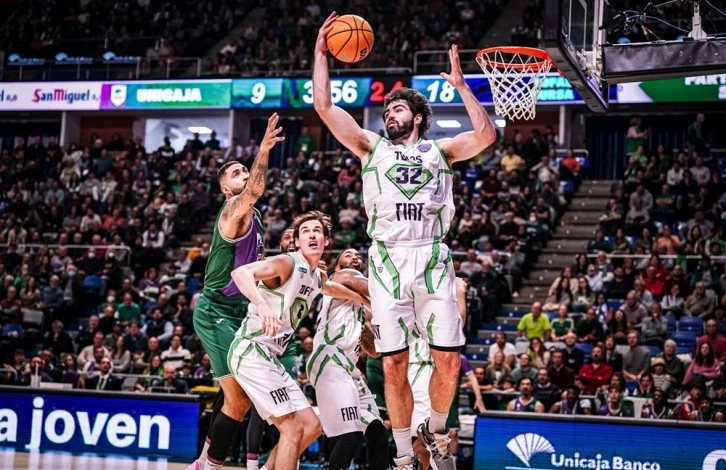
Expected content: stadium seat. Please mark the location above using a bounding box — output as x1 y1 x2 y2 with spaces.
470 337 492 345
625 380 639 394
666 315 677 329
465 353 488 362
502 310 525 318
645 345 662 357
671 331 698 347
678 317 703 333
608 300 623 311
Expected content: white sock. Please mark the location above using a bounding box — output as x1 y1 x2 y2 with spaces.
205 456 224 469
246 458 259 470
392 427 414 458
199 439 211 465
428 408 449 434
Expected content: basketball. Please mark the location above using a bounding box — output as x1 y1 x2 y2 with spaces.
325 14 374 63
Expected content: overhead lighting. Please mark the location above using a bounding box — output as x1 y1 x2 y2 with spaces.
436 119 461 129
494 119 507 128
188 126 213 134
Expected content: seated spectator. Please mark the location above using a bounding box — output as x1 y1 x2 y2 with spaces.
684 281 716 318
533 368 561 410
623 331 652 381
85 357 122 391
459 249 483 277
550 304 575 342
142 308 173 346
607 310 629 344
562 332 585 373
547 349 575 390
683 342 722 387
42 320 74 357
161 335 191 370
634 373 656 398
593 292 612 326
643 266 666 299
117 292 142 326
641 302 669 346
550 384 587 415
625 197 650 235
155 364 189 394
110 335 131 374
77 332 109 370
578 345 613 394
697 319 726 363
585 264 604 294
598 385 635 417
506 377 545 412
650 358 673 397
633 279 654 311
600 199 624 233
621 292 647 329
26 355 54 384
640 389 673 419
587 230 611 254
576 308 605 343
605 267 632 300
488 332 517 368
662 284 685 319
611 229 632 254
690 397 725 422
654 225 683 255
692 256 720 293
194 354 213 381
485 352 512 388
98 305 118 337
603 335 624 372
571 277 595 313
124 320 149 363
511 353 538 384
673 383 704 420
527 337 550 368
135 355 164 392
517 302 551 341
59 354 80 388
543 267 576 311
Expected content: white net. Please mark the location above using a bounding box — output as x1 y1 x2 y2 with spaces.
476 48 553 121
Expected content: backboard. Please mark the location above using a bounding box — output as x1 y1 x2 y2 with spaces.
544 0 726 113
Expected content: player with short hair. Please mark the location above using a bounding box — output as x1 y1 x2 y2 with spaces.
314 12 496 470
188 114 284 470
228 211 370 470
307 248 389 470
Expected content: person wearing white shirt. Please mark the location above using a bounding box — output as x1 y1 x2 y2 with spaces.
160 335 191 370
666 162 683 186
690 157 711 186
488 332 517 368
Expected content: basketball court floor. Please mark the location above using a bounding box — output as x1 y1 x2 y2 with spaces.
0 450 201 470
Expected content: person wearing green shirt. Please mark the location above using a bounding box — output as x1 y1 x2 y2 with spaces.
517 302 552 341
333 219 358 248
296 125 317 155
116 293 141 324
625 117 647 156
550 304 575 341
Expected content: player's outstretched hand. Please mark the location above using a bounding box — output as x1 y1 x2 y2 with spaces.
440 44 466 89
259 303 282 337
259 113 285 153
315 12 339 54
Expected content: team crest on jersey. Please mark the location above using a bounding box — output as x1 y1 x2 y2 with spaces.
417 143 432 152
298 266 308 278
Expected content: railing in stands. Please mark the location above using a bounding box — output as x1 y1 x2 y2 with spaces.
2 243 132 268
413 49 484 75
586 253 726 261
2 57 203 81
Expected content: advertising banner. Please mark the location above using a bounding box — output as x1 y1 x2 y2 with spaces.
617 74 726 103
0 388 199 461
100 80 231 109
474 414 726 470
0 82 102 110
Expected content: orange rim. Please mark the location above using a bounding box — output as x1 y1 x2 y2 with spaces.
476 46 553 72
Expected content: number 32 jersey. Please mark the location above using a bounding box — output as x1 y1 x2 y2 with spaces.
362 137 454 243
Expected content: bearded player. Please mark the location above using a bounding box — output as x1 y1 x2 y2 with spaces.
307 249 389 470
189 114 284 470
314 12 496 470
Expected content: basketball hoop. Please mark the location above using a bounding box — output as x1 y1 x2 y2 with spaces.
476 46 554 121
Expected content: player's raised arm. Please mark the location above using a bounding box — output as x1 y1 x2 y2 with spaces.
219 113 284 235
322 273 371 310
436 45 497 164
330 268 370 298
231 255 292 336
313 12 379 161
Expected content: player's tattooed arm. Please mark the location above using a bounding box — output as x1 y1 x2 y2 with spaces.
322 274 371 310
330 269 370 298
360 321 380 358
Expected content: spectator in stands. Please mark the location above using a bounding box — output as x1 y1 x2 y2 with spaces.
135 355 164 393
691 397 725 422
656 339 685 386
684 281 716 318
527 337 550 368
697 319 726 363
42 320 74 357
625 197 650 236
579 345 613 394
605 267 632 300
621 292 647 329
85 357 122 391
485 351 512 388
547 349 575 391
161 334 191 370
599 385 635 417
543 267 575 311
650 358 673 397
608 310 629 344
41 275 64 318
683 210 714 239
643 266 666 299
572 277 595 313
98 305 117 336
460 249 482 277
511 353 538 384
626 117 648 157
26 355 53 385
634 373 656 398
683 342 721 386
517 301 551 341
59 354 80 388
585 264 605 294
641 389 673 419
77 331 108 370
629 184 654 214
623 331 652 381
110 335 131 374
576 308 605 343
594 292 612 326
507 377 545 412
641 302 669 346
488 332 517 368
156 364 189 394
550 304 575 342
142 308 173 346
562 331 585 374
125 320 148 364
603 335 624 373
533 368 561 410
81 346 110 377
692 256 720 293
662 284 685 319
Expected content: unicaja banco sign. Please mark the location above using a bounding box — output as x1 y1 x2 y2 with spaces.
100 80 231 109
474 415 726 470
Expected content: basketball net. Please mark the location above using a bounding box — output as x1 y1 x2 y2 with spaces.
476 47 554 121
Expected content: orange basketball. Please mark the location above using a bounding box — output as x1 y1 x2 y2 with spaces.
326 14 374 63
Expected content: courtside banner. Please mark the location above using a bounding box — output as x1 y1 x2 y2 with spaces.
617 74 726 103
0 82 102 110
474 413 726 469
99 80 231 109
0 387 199 460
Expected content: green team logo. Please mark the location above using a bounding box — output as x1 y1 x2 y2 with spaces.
385 163 433 200
290 297 309 328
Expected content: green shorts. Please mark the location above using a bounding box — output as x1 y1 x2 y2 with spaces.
193 291 248 379
366 356 386 411
446 387 460 430
279 340 299 380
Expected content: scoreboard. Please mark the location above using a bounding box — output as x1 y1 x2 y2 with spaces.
231 76 407 109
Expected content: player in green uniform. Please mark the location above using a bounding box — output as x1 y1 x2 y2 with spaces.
189 114 284 470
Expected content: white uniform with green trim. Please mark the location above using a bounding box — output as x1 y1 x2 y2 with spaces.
362 136 465 353
227 252 323 422
307 269 381 436
408 330 433 437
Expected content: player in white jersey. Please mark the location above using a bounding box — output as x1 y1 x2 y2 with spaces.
227 212 370 470
314 13 496 470
307 248 389 470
